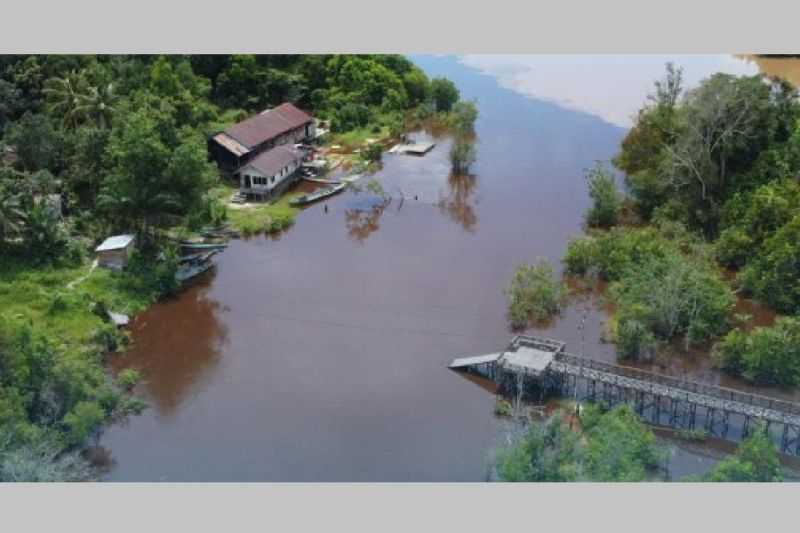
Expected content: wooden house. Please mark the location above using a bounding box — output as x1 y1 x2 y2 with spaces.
208 103 316 176
237 145 305 201
95 234 135 270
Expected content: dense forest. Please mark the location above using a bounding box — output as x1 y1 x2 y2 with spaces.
0 55 460 480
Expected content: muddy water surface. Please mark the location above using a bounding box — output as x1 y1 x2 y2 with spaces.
100 55 800 481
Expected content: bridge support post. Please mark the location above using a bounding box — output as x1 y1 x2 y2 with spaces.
721 411 730 439
688 403 696 429
743 416 750 438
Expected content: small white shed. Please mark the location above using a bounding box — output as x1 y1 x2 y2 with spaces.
95 234 136 270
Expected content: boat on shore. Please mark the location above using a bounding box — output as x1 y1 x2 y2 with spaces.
290 183 347 206
175 260 214 283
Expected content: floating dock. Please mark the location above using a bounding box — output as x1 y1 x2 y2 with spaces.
388 142 436 155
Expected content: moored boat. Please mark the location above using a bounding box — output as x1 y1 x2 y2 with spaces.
290 183 347 206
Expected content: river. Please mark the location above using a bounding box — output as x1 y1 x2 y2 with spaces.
97 55 800 481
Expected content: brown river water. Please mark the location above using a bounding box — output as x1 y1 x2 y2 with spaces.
98 55 800 481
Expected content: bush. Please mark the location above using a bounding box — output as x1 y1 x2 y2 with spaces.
700 427 783 482
584 163 620 228
712 317 800 386
496 405 664 482
505 260 567 328
740 214 800 313
610 252 733 351
362 143 382 163
495 412 581 482
582 405 664 481
563 227 669 281
117 368 141 391
449 137 476 174
616 317 657 360
63 400 105 446
430 77 459 112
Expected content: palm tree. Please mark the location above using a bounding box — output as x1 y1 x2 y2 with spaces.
75 82 117 129
42 71 84 129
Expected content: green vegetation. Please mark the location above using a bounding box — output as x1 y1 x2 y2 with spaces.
448 100 479 174
496 404 665 482
0 54 461 479
694 427 783 482
712 317 800 386
505 260 567 329
564 226 733 359
584 162 621 228
572 62 800 375
209 184 298 236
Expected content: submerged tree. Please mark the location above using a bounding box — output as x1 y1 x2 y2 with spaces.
584 162 621 228
505 259 567 329
449 137 476 174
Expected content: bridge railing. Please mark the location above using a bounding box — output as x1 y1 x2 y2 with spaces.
554 352 800 417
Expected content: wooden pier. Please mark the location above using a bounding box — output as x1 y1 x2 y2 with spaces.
450 335 800 455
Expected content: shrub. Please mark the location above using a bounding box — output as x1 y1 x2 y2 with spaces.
584 163 620 228
740 214 800 313
495 411 581 482
63 400 105 446
701 427 783 482
582 405 664 481
712 317 800 386
449 137 476 174
505 260 567 328
616 317 657 360
117 368 141 391
610 252 733 350
362 143 383 163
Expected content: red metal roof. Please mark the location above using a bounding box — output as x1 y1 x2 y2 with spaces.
223 103 312 150
241 145 303 177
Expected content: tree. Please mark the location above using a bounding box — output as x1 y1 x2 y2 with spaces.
702 427 783 482
584 163 620 228
42 71 85 129
98 106 215 240
505 260 567 328
5 113 63 172
430 77 459 112
660 74 796 232
712 317 800 386
740 214 800 313
0 79 23 133
582 405 664 481
449 137 476 174
450 100 479 135
496 412 581 481
496 405 664 482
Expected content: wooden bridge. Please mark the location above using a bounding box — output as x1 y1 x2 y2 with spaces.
449 335 800 456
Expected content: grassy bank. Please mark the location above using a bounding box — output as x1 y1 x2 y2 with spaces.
209 183 300 236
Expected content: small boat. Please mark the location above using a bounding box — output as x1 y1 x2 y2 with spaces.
290 183 347 206
175 260 214 283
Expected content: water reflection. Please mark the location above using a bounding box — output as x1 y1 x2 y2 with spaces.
343 194 390 244
438 173 478 232
110 277 229 417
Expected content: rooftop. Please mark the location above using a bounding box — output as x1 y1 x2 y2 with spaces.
242 145 303 177
222 103 312 150
96 234 135 252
